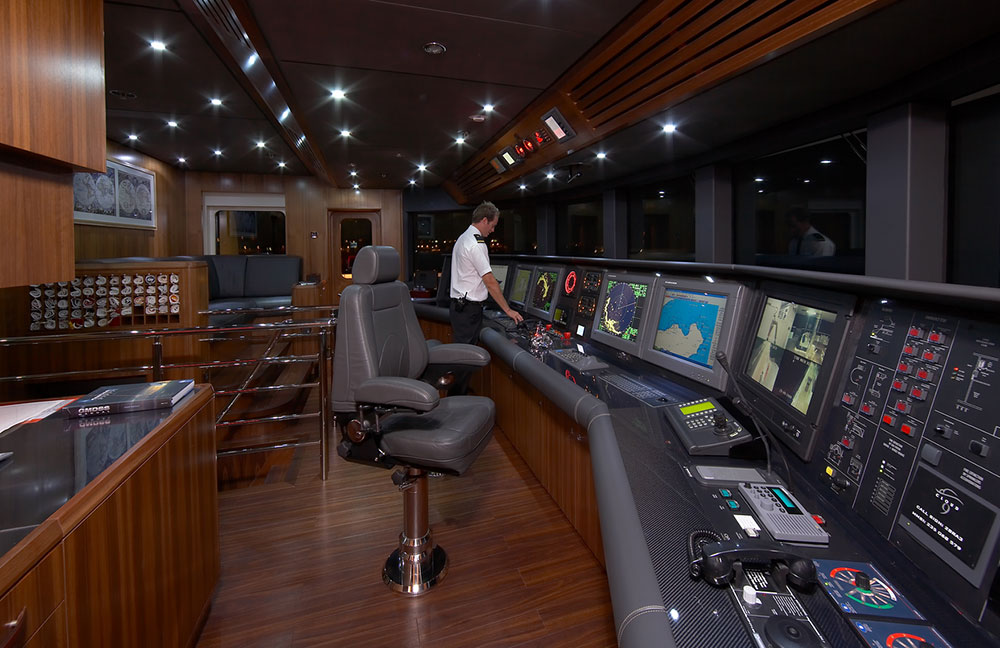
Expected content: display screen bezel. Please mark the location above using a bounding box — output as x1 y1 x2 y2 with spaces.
589 271 655 356
524 265 565 322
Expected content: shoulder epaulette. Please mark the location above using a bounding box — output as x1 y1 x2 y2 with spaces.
474 234 486 244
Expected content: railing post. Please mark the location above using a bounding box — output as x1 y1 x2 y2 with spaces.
319 322 332 480
152 335 164 381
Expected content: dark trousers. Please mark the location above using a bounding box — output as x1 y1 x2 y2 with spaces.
448 299 484 395
449 299 484 345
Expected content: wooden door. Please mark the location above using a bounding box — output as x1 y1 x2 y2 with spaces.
329 210 381 304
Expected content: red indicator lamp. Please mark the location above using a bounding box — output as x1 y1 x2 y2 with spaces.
522 138 535 153
513 143 526 157
564 270 577 296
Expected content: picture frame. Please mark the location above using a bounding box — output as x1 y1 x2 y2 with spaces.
73 160 156 229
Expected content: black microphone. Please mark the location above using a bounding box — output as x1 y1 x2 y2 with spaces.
715 350 784 482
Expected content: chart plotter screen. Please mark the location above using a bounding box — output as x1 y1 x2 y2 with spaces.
596 279 650 343
745 297 837 414
651 289 728 369
509 268 533 305
491 264 508 289
531 270 559 312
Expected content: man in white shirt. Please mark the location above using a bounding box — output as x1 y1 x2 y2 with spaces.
787 210 836 257
450 201 523 344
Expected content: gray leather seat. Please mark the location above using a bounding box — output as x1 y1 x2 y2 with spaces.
332 245 494 594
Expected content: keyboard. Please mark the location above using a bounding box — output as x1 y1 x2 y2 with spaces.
493 316 519 331
550 348 608 371
601 373 665 400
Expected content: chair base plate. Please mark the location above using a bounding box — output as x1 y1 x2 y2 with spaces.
383 545 448 596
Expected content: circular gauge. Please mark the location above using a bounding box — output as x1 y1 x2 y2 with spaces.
830 567 897 610
886 633 930 648
564 270 578 296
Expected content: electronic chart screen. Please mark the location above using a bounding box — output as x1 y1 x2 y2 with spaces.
745 297 837 415
651 288 728 370
525 267 563 321
591 273 652 354
509 266 534 307
491 264 508 290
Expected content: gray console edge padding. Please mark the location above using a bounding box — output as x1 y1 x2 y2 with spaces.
475 325 677 648
413 302 450 323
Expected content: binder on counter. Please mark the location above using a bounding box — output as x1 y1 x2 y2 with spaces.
62 379 195 418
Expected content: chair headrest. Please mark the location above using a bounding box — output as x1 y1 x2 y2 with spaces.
352 246 400 285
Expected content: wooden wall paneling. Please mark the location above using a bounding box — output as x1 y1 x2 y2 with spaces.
24 601 68 648
0 0 105 171
0 161 74 288
60 396 218 648
283 176 328 281
0 530 65 643
181 171 285 255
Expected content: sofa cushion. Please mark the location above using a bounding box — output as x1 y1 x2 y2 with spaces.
243 255 301 297
250 296 293 309
206 256 247 299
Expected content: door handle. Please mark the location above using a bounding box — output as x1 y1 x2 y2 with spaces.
1 608 26 648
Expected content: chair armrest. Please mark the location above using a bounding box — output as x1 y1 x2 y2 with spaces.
426 343 490 367
355 377 440 412
426 339 443 349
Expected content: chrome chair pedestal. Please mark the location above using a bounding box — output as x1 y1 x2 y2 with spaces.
382 469 448 595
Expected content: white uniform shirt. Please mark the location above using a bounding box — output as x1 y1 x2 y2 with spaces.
789 225 836 257
450 225 492 301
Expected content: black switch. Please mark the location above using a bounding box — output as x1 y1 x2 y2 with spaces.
854 571 871 590
970 441 989 458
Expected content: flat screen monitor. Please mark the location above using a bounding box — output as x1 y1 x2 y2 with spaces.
737 283 855 460
525 266 564 321
434 256 451 307
491 263 508 291
638 276 746 391
508 265 534 308
590 272 654 355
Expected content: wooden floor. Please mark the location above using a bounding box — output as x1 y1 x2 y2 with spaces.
196 428 617 648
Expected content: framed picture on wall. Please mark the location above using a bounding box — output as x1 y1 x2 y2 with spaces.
73 160 156 229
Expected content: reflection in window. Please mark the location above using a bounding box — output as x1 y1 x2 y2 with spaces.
341 218 372 276
734 133 867 274
628 175 695 260
215 210 286 255
556 199 603 257
410 208 536 278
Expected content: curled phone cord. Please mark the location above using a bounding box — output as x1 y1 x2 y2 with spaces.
687 529 722 579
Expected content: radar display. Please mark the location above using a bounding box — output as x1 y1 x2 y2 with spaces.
531 270 559 312
597 280 649 342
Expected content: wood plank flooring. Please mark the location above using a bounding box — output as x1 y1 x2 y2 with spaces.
196 428 617 648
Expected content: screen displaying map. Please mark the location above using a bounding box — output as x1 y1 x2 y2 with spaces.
492 264 508 289
651 289 728 369
531 270 559 312
745 297 837 414
596 280 650 342
510 268 533 304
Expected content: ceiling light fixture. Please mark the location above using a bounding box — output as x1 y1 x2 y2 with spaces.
353 183 359 189
330 89 346 100
167 120 178 128
213 149 222 156
127 134 138 141
341 130 351 137
803 179 811 183
545 172 554 180
662 123 676 133
279 108 290 121
754 177 764 182
422 41 447 55
417 164 427 172
820 159 833 164
596 152 606 159
246 53 257 67
349 170 358 177
210 98 223 106
408 179 416 185
177 157 186 164
278 161 286 168
256 140 266 148
150 40 167 51
455 131 468 144
483 103 494 112
519 183 527 191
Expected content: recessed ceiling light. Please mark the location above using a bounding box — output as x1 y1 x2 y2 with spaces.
297 135 306 145
422 41 447 55
662 123 676 133
177 157 186 164
455 134 466 144
353 183 360 189
167 120 178 128
341 130 351 137
278 161 286 168
757 189 764 193
408 179 416 185
256 140 266 149
820 159 833 164
279 108 290 121
210 98 223 106
127 134 138 141
245 53 257 68
483 103 494 113
596 152 606 159
349 170 358 177
213 149 223 156
417 164 427 172
803 179 811 183
150 40 167 51
330 89 346 100
754 177 764 182
545 172 554 180
519 183 527 191
469 114 486 123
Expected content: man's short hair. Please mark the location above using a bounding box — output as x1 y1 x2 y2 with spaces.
788 208 810 224
472 201 499 224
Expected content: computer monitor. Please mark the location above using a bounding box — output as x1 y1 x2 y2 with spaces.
491 263 509 291
590 271 654 355
524 265 565 321
508 265 534 309
736 283 855 460
434 256 451 307
638 276 746 391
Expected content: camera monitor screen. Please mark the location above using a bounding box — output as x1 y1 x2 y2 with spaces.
509 266 534 308
745 297 836 415
491 263 508 290
525 266 564 321
639 277 744 390
590 272 653 355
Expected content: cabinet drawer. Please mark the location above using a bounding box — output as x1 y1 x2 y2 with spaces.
25 602 67 648
0 545 65 643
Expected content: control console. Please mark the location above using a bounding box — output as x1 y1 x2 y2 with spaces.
663 397 752 455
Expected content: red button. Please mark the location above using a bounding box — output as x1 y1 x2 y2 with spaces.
892 380 906 392
910 387 926 400
896 401 911 413
898 363 912 374
901 424 913 436
842 393 855 405
903 345 916 355
909 327 924 338
883 414 896 426
923 351 940 363
861 404 873 415
917 369 933 381
929 332 942 343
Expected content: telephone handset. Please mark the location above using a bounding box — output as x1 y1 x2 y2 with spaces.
688 531 817 590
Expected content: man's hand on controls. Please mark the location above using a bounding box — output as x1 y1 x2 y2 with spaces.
506 309 524 324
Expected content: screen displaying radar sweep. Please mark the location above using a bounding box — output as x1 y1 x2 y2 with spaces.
596 279 650 342
651 289 728 369
531 270 559 312
745 297 837 414
509 268 533 304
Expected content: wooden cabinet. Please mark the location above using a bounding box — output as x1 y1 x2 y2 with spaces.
0 535 66 648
